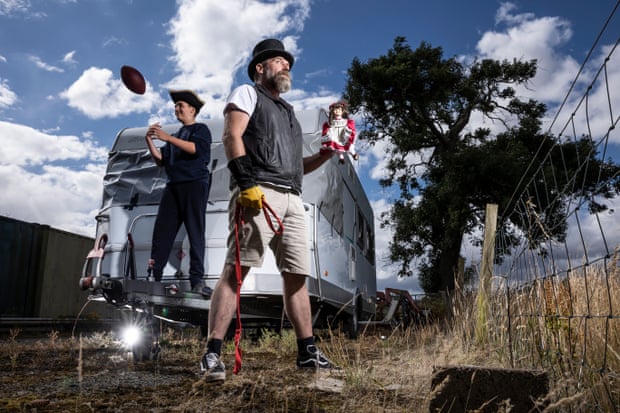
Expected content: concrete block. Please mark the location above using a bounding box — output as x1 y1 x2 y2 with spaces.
429 365 549 413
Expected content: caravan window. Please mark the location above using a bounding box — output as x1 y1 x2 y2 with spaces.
356 208 364 249
356 206 375 264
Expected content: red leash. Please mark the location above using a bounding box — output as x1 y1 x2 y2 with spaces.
232 199 283 374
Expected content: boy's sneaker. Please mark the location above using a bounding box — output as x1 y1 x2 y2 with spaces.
191 284 213 298
200 352 225 382
296 345 337 369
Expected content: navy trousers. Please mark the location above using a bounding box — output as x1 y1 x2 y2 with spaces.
150 180 209 287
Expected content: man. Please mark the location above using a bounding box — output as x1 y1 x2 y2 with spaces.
200 39 335 382
145 90 213 297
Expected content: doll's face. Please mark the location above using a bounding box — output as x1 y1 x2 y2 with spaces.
332 106 343 117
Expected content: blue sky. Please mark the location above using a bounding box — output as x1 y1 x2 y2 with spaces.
0 0 619 293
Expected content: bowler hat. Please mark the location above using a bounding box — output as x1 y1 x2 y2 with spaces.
169 90 204 114
247 38 295 81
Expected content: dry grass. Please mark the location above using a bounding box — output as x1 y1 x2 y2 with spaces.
0 318 504 412
0 312 613 412
1 255 619 411
473 250 620 412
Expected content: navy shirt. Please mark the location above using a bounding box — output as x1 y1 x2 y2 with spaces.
161 123 212 184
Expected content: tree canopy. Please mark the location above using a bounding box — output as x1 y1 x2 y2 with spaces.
344 37 620 293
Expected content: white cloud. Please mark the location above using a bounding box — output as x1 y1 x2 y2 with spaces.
0 121 108 236
304 68 331 80
550 43 620 145
478 4 579 104
566 197 620 257
494 2 535 26
63 50 77 65
102 36 126 48
0 162 103 236
0 121 107 166
286 87 339 113
29 55 64 72
59 66 164 119
479 4 620 144
0 0 30 16
164 0 310 119
476 2 620 148
0 78 17 107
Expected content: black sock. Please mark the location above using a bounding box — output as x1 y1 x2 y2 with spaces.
206 338 222 356
297 336 315 355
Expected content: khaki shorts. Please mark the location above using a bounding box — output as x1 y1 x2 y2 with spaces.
225 184 310 276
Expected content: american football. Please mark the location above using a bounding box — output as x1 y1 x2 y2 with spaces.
120 65 146 95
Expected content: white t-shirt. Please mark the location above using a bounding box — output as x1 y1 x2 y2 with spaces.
224 84 257 117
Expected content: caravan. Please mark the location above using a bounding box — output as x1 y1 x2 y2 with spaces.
80 109 376 339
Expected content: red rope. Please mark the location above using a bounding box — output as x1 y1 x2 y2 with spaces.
232 204 243 374
232 199 283 374
262 199 284 235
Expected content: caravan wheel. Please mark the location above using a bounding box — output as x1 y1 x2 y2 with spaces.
345 294 362 340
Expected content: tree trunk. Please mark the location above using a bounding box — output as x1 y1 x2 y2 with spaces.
437 228 465 293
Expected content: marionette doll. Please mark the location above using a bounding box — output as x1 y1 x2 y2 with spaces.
320 101 358 163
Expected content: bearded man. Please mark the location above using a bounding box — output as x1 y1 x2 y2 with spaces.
199 38 336 382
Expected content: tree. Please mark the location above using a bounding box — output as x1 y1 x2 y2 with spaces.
344 37 620 294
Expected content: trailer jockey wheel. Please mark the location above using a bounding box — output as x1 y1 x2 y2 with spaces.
130 313 161 362
132 339 160 362
132 329 161 362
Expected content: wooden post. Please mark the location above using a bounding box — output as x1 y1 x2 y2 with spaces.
475 203 498 344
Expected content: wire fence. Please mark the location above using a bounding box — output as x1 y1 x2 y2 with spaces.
491 2 620 410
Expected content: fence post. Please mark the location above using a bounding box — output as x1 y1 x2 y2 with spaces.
475 203 498 344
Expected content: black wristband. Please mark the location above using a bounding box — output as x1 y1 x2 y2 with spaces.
228 155 256 190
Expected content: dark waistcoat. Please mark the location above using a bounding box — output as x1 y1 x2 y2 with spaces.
241 84 303 194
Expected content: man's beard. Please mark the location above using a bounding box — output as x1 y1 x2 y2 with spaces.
265 67 291 93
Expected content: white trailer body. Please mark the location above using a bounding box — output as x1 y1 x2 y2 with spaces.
81 109 376 334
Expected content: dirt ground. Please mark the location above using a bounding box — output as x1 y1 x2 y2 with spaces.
0 329 428 413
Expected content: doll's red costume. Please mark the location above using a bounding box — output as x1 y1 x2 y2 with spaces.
320 101 358 163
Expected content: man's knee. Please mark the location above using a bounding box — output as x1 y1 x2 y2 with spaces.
219 264 249 287
282 272 308 292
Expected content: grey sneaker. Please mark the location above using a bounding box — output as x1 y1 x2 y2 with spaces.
200 352 225 382
191 284 213 298
296 345 337 369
